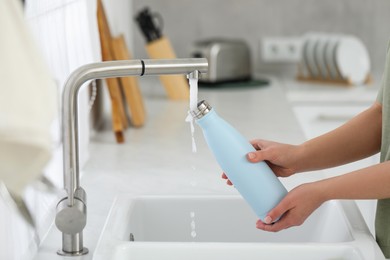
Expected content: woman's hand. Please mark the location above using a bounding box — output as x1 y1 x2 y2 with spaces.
248 139 302 178
256 182 326 232
220 138 326 232
222 139 302 185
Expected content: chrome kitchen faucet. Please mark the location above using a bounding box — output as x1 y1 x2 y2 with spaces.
55 58 208 256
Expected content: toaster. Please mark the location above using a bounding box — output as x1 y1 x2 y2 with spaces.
190 39 251 83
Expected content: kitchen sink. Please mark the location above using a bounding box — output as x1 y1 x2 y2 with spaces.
94 195 384 260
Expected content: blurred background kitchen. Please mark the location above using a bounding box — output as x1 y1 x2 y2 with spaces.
2 0 390 259
133 0 390 77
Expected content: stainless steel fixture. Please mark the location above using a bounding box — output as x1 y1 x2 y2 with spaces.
55 58 208 256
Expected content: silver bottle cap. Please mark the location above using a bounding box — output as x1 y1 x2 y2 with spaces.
190 100 212 119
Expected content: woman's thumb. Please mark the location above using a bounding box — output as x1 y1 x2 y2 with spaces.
247 150 268 163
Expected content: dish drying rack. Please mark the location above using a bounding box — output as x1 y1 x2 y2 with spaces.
295 33 372 87
296 64 373 86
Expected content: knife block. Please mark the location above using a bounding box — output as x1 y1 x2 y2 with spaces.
145 37 189 100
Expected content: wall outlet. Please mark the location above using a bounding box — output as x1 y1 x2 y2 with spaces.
261 37 303 63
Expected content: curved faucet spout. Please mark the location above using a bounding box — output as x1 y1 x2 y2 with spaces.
56 58 208 256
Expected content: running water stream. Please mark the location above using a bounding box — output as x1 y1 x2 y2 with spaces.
186 78 199 240
185 78 198 153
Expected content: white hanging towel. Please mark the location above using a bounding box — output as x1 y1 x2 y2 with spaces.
0 0 57 196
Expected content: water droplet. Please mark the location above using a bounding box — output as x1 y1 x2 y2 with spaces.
191 230 197 238
189 211 197 239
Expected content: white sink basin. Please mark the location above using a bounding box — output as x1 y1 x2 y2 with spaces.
94 195 384 260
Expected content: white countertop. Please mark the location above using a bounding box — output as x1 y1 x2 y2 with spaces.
281 77 380 105
34 78 335 259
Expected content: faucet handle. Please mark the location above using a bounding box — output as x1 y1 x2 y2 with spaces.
55 197 86 235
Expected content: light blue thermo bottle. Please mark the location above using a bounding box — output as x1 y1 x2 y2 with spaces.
192 100 287 222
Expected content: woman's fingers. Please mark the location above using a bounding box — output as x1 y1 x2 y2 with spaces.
221 172 233 185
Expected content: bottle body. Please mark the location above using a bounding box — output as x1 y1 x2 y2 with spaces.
195 107 287 221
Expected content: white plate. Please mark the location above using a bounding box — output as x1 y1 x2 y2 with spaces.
314 36 330 79
334 36 370 85
303 34 322 78
324 35 342 80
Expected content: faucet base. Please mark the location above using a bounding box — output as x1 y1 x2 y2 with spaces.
57 232 88 256
57 247 89 256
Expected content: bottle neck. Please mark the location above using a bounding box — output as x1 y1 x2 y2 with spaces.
191 100 212 119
